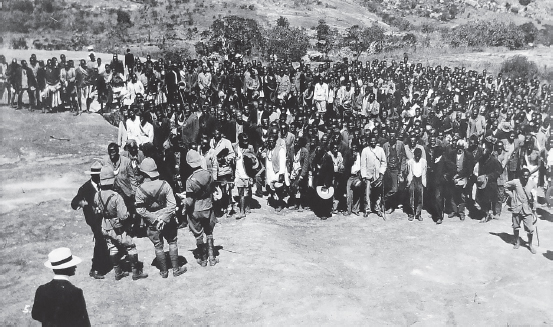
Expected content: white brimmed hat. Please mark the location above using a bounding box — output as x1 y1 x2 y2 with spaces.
44 247 82 269
316 186 334 200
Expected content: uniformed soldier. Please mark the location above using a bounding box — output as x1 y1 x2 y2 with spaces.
184 150 219 267
135 158 187 278
95 166 148 281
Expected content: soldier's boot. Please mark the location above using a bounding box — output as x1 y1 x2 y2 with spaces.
196 239 208 267
207 235 219 266
235 195 246 219
156 249 169 278
527 233 536 254
513 229 520 249
169 243 187 277
111 255 128 281
129 254 148 280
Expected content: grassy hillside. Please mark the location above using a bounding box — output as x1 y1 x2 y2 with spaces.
0 0 551 60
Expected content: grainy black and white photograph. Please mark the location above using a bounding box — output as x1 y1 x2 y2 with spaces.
0 0 552 324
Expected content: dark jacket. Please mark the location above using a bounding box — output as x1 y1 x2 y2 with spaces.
14 66 37 88
427 148 455 187
71 180 98 228
32 279 90 327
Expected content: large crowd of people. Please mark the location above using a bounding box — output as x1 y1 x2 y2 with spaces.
2 49 552 284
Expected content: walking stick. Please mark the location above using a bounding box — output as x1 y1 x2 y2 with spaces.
381 174 386 221
533 211 540 246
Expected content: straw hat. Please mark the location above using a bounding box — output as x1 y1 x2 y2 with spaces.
44 247 82 269
84 161 102 175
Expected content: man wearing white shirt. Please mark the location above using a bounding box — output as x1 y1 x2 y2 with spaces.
263 134 287 212
406 148 427 221
125 74 144 105
313 76 328 113
126 108 141 144
360 134 387 218
137 114 154 146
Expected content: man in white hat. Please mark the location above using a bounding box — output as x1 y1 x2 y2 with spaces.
95 166 148 281
71 161 111 279
184 150 219 266
32 247 90 326
136 158 187 278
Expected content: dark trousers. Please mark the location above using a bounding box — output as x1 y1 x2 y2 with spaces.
428 183 444 221
17 87 35 109
384 170 400 209
346 176 362 214
88 220 111 274
408 176 423 218
450 184 466 215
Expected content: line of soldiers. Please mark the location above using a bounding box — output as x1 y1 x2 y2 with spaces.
72 142 218 280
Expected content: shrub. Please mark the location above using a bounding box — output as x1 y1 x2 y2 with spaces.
500 55 538 80
518 0 530 5
116 9 132 27
11 0 34 13
519 22 538 43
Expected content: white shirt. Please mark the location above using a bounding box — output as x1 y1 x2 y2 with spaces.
235 147 249 179
126 116 141 143
138 122 154 145
411 159 423 177
351 152 361 175
265 147 286 184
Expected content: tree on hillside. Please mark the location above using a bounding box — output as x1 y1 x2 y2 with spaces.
209 15 263 56
316 19 339 59
277 16 289 28
343 23 385 60
116 9 132 28
265 24 309 61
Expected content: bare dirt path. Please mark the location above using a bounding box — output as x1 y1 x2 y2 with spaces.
0 106 551 325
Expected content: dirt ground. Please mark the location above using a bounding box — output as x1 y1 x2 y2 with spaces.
0 105 552 325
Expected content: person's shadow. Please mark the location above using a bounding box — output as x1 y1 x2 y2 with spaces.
150 252 188 270
543 251 553 261
536 208 553 223
489 232 514 245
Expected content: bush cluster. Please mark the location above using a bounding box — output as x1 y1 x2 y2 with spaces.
499 55 538 80
444 20 527 49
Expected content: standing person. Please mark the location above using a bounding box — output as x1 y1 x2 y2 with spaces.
382 131 406 213
233 133 255 219
290 136 310 211
448 139 474 221
426 140 455 224
344 141 363 216
505 169 537 254
14 60 36 110
32 248 90 327
360 134 387 218
406 148 427 221
183 150 219 266
135 158 187 278
0 55 10 104
71 162 111 279
125 48 135 75
476 141 504 223
210 128 236 216
94 166 148 281
263 134 288 212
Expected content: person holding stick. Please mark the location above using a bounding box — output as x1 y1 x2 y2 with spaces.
505 168 538 254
